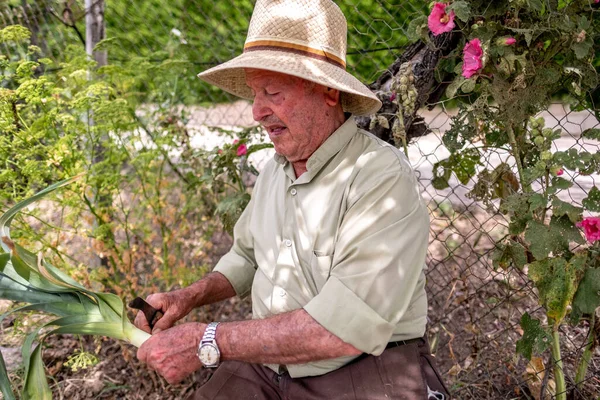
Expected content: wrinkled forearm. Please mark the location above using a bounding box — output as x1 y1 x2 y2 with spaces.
185 272 237 308
217 309 362 365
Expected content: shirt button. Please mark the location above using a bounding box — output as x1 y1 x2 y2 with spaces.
290 188 297 196
279 289 287 297
284 239 292 247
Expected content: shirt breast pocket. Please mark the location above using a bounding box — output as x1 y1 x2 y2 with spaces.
309 251 333 293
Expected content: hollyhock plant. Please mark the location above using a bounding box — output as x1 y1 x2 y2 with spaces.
577 217 600 243
428 3 455 36
462 38 483 78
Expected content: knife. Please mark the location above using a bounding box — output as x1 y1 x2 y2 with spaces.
128 297 164 330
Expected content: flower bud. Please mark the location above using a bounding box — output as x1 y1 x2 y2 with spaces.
496 37 516 46
534 136 545 147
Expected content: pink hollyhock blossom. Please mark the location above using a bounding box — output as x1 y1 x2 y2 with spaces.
556 169 564 176
462 38 484 78
577 217 600 243
428 3 455 36
236 143 247 156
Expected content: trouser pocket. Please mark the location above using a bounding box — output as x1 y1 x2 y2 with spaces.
420 353 451 399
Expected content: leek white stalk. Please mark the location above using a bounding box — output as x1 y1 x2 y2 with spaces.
0 176 150 400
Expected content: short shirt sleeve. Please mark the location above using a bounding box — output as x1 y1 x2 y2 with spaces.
303 160 429 355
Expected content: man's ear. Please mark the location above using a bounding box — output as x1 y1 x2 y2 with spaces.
324 87 341 107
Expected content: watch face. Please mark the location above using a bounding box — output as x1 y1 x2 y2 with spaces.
199 344 219 365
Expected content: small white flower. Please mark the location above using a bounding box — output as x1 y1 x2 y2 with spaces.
171 28 182 37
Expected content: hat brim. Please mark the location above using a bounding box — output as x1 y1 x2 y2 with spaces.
197 50 382 116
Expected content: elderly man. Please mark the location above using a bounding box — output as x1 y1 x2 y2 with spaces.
135 0 449 399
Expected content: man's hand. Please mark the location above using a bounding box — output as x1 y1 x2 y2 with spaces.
137 322 205 384
133 288 196 334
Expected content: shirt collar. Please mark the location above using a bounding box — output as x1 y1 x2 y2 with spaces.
275 117 358 181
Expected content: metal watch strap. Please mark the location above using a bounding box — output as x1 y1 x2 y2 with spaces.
201 322 220 344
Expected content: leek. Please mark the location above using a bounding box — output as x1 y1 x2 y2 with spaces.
0 176 150 399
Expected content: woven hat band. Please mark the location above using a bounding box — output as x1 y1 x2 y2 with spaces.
244 40 346 70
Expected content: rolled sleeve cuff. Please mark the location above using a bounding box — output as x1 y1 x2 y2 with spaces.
213 253 256 298
303 276 394 355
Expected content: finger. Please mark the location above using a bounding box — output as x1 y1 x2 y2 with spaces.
145 293 164 310
134 310 152 334
136 342 148 363
152 312 177 332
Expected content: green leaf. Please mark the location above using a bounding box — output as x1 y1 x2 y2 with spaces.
571 268 600 320
535 66 561 85
0 351 16 400
446 76 465 99
577 15 591 30
406 15 427 43
492 240 528 270
550 215 585 246
432 149 481 189
527 0 544 13
572 40 592 60
215 192 251 235
525 216 583 260
1 174 82 252
529 257 580 324
552 198 583 224
547 176 573 194
501 193 530 214
582 128 600 140
516 313 551 360
525 221 554 259
528 193 547 212
446 1 471 22
582 187 600 212
23 344 51 400
461 78 476 93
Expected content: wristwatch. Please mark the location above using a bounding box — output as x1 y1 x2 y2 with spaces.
197 322 221 368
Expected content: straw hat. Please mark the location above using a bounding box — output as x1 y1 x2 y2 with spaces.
197 0 382 116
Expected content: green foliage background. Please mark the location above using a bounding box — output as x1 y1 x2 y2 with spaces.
1 0 429 104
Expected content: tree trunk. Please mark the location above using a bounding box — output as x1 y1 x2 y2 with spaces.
85 0 106 67
356 31 461 146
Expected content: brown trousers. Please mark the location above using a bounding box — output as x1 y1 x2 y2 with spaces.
188 338 449 400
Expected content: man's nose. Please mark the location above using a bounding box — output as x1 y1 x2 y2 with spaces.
252 94 272 122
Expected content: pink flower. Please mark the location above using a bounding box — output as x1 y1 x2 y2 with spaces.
428 3 455 36
462 38 483 78
577 217 600 243
505 37 516 45
556 169 564 176
236 143 247 156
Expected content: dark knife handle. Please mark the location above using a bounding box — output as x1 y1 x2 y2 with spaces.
128 297 164 330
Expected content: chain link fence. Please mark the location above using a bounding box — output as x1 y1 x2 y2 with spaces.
2 0 599 398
